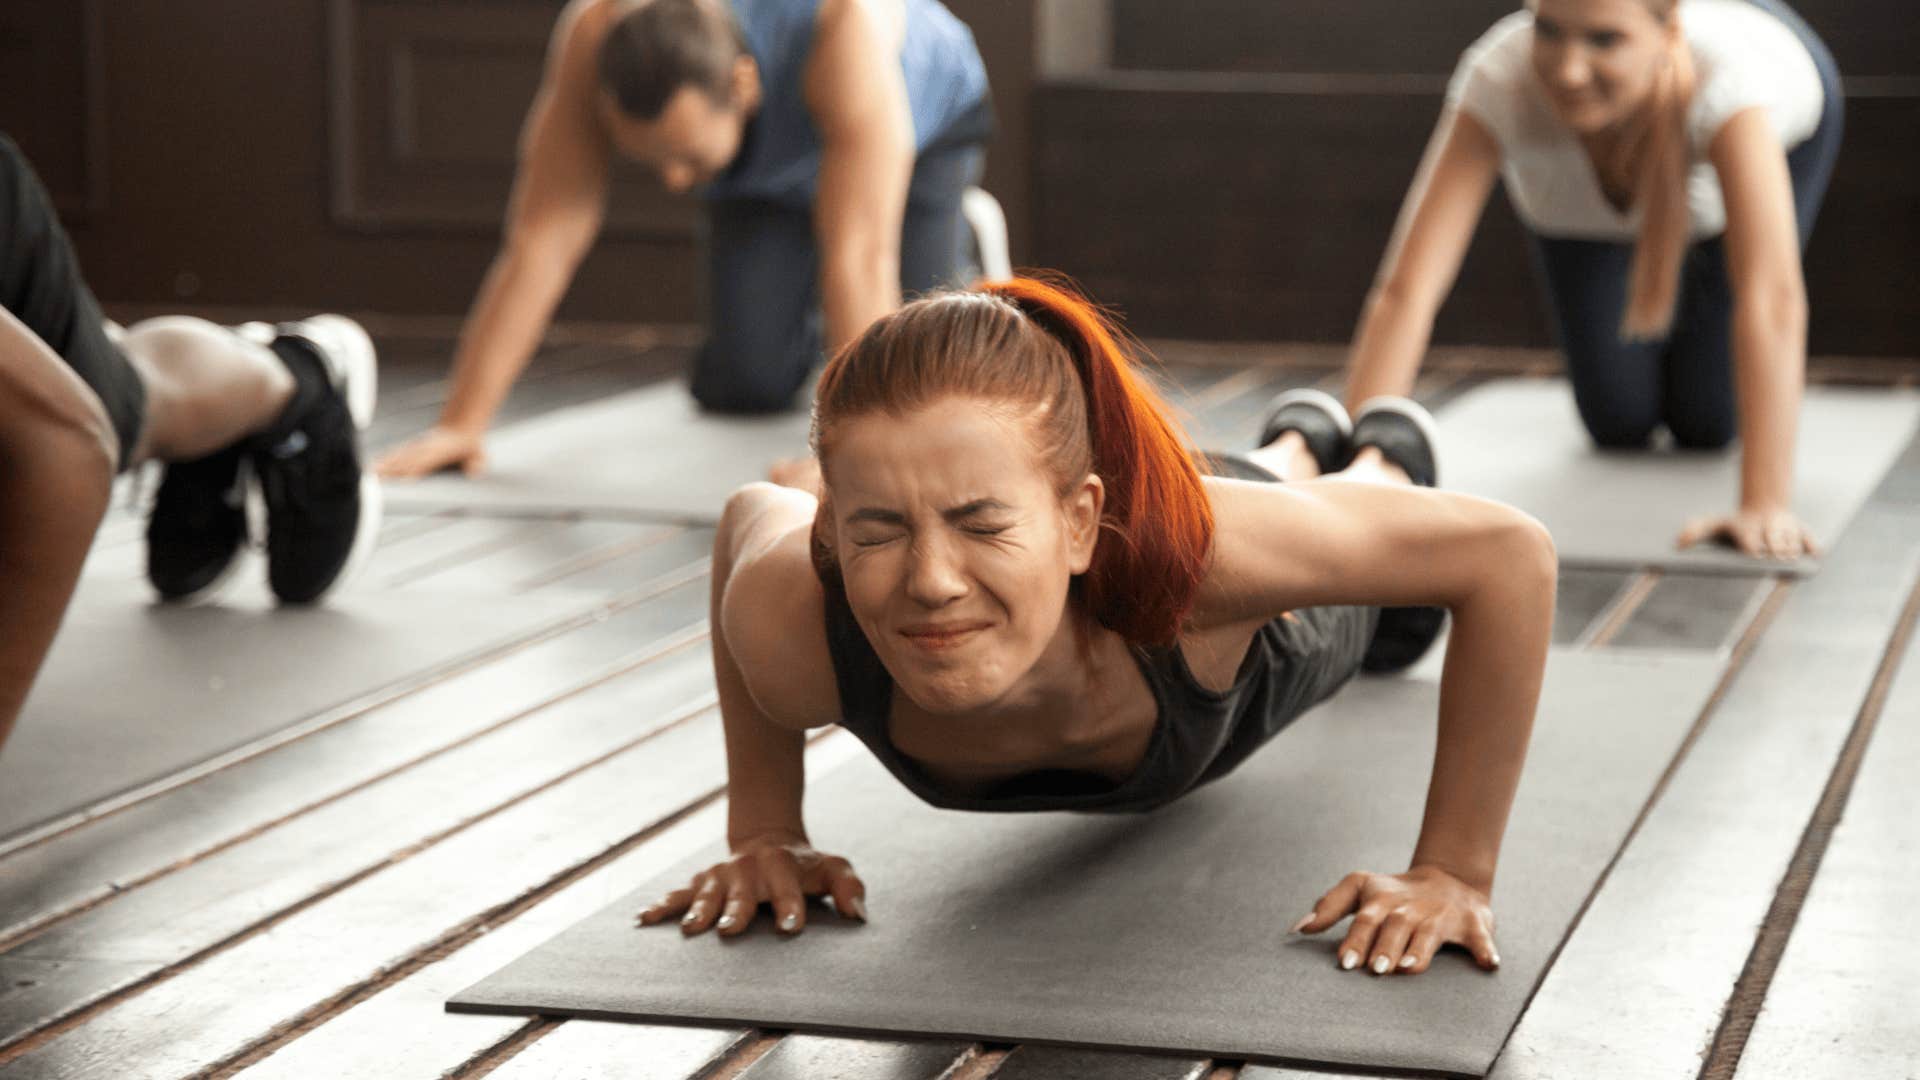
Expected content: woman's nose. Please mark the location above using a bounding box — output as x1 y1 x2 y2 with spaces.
904 542 968 607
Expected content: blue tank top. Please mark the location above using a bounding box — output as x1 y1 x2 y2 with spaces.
703 0 992 206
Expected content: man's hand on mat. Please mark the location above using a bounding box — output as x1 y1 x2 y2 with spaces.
1675 504 1819 561
375 425 489 480
1291 866 1499 976
634 838 867 937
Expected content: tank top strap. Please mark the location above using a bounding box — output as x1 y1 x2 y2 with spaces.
819 581 895 742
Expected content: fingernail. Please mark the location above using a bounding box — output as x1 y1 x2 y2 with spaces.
1399 954 1417 969
1288 914 1313 934
1372 955 1391 975
681 911 696 925
1341 950 1360 971
716 914 736 930
1491 952 1501 968
846 896 869 922
779 913 800 932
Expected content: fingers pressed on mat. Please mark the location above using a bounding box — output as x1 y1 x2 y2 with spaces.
718 875 756 937
756 849 806 933
1401 923 1445 973
1338 909 1385 971
1299 872 1364 935
1370 911 1417 975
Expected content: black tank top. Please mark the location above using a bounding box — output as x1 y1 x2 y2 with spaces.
820 586 1373 814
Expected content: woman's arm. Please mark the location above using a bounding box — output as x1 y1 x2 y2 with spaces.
0 309 117 756
638 483 867 936
1200 478 1556 972
1344 108 1502 410
1677 107 1812 560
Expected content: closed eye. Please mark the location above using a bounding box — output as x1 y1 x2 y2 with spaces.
1587 30 1623 48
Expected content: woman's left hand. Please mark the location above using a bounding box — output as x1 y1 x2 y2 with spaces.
1676 504 1819 560
1292 866 1499 975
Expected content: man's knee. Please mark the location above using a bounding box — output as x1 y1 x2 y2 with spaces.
690 338 813 415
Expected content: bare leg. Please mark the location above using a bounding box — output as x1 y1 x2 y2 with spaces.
1246 430 1413 488
1245 430 1325 482
119 317 294 464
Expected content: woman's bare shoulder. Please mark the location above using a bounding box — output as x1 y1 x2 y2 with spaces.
722 522 844 730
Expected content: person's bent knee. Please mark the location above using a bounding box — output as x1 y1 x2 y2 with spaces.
1582 414 1659 450
1667 412 1737 451
691 379 803 416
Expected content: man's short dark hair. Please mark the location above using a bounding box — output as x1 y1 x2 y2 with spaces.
598 0 748 120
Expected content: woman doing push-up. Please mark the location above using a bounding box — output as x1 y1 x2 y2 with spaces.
639 280 1555 976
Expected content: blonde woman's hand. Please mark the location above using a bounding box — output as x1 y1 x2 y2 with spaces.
1676 504 1818 561
635 835 867 937
1292 865 1499 976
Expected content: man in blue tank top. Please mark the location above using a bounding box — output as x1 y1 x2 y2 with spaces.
377 0 993 479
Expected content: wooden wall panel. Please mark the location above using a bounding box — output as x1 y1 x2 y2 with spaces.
0 0 107 219
328 0 691 237
1111 0 1920 80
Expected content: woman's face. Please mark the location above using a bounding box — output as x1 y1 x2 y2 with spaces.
1529 0 1675 134
823 399 1103 716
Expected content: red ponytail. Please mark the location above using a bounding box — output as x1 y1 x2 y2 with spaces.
810 277 1214 645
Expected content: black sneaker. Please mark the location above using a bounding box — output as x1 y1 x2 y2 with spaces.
145 445 249 603
1255 387 1353 474
1351 397 1447 674
249 315 381 604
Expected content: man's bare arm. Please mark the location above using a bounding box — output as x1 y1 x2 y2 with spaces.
806 0 915 356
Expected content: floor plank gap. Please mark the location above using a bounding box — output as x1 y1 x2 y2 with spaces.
1696 571 1920 1080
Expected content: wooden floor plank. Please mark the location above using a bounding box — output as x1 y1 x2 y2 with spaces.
483 1022 751 1080
1491 501 1920 1078
1611 573 1772 653
0 711 735 1077
0 642 717 1047
989 1047 1211 1080
0 578 709 945
735 1034 972 1080
397 520 671 593
371 516 571 588
535 528 715 593
234 803 749 1080
1732 595 1920 1079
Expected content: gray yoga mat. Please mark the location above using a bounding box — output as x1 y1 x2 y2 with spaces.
382 381 813 522
0 579 583 841
450 650 1723 1076
1434 380 1920 575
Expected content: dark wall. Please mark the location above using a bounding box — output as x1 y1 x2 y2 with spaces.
0 0 1034 323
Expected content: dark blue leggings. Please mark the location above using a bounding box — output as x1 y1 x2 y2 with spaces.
689 140 985 414
1528 0 1843 451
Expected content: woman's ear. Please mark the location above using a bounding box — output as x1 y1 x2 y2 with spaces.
1063 473 1106 575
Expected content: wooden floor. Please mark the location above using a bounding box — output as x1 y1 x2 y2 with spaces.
1 334 1915 1079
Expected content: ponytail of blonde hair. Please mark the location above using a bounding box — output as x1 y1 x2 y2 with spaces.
1616 0 1697 339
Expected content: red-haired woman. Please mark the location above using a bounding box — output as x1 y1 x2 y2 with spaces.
1344 0 1840 560
638 280 1556 977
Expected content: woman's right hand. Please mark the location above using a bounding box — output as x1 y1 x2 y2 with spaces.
374 424 489 480
635 836 867 937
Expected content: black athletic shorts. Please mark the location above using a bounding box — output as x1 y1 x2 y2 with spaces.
1 134 145 471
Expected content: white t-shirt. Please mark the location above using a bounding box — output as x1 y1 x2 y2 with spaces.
1446 0 1826 240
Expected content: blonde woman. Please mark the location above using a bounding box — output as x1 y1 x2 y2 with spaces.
1344 0 1841 560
